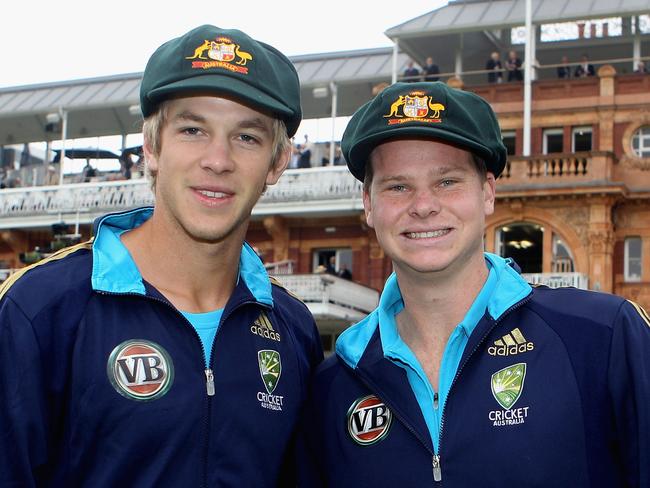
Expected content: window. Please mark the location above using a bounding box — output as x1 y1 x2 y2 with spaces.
312 248 353 275
631 126 650 158
502 131 516 156
624 237 642 282
543 129 563 154
495 223 543 273
572 126 592 152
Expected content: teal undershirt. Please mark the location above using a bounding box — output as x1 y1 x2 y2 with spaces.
380 261 497 453
180 309 224 366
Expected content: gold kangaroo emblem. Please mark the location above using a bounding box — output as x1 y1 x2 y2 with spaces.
235 45 253 66
186 40 211 60
428 102 445 119
384 96 405 118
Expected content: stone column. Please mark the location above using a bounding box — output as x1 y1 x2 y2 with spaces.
587 198 616 292
262 216 289 263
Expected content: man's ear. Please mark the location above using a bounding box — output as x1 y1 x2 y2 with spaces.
483 172 496 216
266 144 291 186
143 136 158 173
363 188 374 229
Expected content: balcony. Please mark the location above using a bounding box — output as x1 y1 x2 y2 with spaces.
0 167 363 228
498 151 618 193
272 273 379 326
522 272 589 289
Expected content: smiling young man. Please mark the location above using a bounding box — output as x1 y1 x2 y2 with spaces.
0 25 322 487
297 82 650 487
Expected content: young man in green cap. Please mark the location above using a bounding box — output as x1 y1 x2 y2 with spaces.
297 81 650 487
0 25 322 486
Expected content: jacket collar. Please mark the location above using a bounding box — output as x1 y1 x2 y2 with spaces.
90 207 273 307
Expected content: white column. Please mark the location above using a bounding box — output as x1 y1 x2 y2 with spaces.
329 81 338 165
633 16 641 71
455 32 464 77
392 40 399 84
58 108 68 186
523 0 533 156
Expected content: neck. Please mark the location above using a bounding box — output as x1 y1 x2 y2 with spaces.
395 252 489 343
121 211 244 312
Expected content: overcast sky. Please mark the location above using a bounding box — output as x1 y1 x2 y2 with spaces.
2 0 448 89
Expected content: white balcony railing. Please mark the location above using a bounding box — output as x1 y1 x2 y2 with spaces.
0 167 363 226
273 274 379 318
522 272 589 289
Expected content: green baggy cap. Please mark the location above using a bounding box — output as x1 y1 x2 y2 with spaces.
341 82 507 181
140 24 302 137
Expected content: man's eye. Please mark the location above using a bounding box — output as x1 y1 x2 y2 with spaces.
239 134 259 144
390 184 406 192
440 179 455 187
182 127 201 136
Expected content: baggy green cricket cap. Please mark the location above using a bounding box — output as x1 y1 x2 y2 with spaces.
341 81 507 181
140 24 302 137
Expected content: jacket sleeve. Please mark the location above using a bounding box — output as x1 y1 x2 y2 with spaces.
0 296 51 487
608 300 650 488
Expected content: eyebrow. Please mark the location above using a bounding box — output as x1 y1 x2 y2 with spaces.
170 111 271 134
375 164 469 184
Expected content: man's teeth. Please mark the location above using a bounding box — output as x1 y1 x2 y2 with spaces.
406 229 450 239
198 190 227 198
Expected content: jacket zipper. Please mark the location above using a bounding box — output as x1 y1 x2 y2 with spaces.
435 293 533 482
98 290 267 488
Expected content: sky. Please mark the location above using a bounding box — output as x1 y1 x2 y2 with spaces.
1 0 448 89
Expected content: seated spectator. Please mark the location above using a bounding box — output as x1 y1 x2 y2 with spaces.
635 61 648 73
574 54 595 77
505 50 523 82
486 51 503 83
82 161 97 182
557 55 572 79
423 57 440 82
403 61 420 82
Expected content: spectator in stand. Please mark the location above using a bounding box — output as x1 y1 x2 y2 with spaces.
289 137 300 169
337 263 352 280
403 61 420 82
635 61 648 73
333 145 345 166
486 51 503 83
557 55 572 79
423 57 440 82
297 134 312 168
505 50 523 82
81 161 97 182
574 54 595 78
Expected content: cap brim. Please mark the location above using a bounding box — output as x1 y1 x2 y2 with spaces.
348 126 502 181
147 74 294 121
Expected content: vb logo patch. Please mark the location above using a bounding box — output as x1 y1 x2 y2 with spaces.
347 395 392 445
107 340 174 402
257 350 284 411
489 363 529 427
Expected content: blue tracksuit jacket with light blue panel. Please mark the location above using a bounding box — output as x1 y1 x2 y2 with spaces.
0 207 323 487
298 253 650 487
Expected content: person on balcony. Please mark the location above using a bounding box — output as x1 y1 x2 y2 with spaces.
557 55 572 79
574 54 595 77
297 81 650 487
505 50 523 82
0 24 323 487
486 51 503 83
403 60 421 82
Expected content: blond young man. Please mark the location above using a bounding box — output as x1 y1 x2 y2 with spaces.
0 25 322 487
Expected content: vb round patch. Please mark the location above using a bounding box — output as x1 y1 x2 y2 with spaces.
107 340 174 402
347 395 392 445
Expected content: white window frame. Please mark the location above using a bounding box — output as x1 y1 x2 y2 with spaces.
571 126 593 152
631 126 650 158
543 128 564 154
624 236 642 282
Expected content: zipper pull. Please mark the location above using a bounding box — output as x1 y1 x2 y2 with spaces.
432 454 442 482
433 392 439 410
205 369 215 396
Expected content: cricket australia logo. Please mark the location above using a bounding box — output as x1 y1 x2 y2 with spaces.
186 36 253 74
107 340 174 402
347 395 392 446
257 350 284 411
383 90 445 126
489 363 530 427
